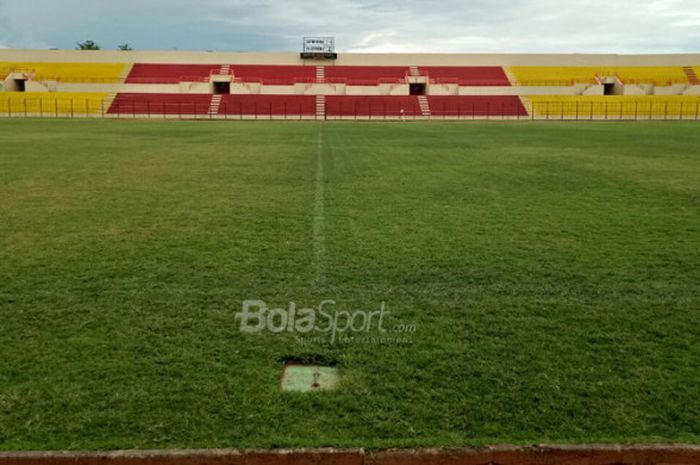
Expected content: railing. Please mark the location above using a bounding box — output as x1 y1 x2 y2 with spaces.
1 97 699 121
5 71 696 88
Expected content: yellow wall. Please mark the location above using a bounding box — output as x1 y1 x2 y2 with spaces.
0 62 128 83
526 96 700 117
0 92 108 114
510 67 693 85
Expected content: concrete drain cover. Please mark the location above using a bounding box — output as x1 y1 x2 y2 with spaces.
281 365 339 392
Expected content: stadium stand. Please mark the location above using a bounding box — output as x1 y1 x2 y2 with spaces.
218 94 316 115
0 92 108 114
0 63 128 83
428 96 527 116
509 66 692 85
526 96 700 118
324 66 410 84
108 93 212 115
419 67 511 85
1 50 699 120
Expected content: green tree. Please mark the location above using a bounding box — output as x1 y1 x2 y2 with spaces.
76 40 100 50
118 43 133 51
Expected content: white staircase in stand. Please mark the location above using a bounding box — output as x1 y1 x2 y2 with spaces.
209 95 223 115
683 66 699 85
316 66 325 83
409 65 420 77
220 64 231 75
417 95 431 116
104 92 117 114
316 95 326 119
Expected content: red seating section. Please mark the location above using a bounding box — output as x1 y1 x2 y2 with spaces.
126 64 219 83
125 64 514 86
218 95 316 115
229 65 315 85
419 67 511 86
126 64 316 85
108 93 212 114
106 94 528 117
324 66 410 85
427 96 527 116
326 96 421 116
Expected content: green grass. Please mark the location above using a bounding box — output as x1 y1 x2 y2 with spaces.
0 119 699 450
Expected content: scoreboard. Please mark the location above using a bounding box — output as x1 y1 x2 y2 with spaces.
301 37 338 60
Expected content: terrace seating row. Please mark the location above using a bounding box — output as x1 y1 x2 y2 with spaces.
526 95 700 117
125 64 316 85
0 92 108 114
108 93 213 114
124 64 514 86
325 96 526 116
104 94 529 117
509 66 698 86
0 62 128 83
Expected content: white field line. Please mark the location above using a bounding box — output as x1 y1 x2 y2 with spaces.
312 130 325 286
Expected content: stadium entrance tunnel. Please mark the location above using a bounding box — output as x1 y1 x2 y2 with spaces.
409 83 426 96
604 82 623 96
213 81 230 94
5 77 26 92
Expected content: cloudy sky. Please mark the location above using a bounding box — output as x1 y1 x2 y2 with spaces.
0 0 699 53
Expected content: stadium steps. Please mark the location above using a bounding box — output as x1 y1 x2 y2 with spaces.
417 95 431 116
316 66 325 83
683 66 699 85
104 92 118 113
409 66 420 77
220 64 231 75
316 95 326 119
209 95 223 115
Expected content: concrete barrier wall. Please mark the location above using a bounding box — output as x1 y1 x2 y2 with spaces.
1 49 699 67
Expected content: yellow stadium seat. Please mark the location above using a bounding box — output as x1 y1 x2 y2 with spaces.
525 96 700 118
0 92 109 115
0 62 129 83
510 67 693 86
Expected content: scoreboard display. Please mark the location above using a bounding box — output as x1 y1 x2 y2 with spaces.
301 37 338 59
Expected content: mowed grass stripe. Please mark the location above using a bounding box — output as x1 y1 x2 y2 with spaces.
312 128 326 287
0 120 698 450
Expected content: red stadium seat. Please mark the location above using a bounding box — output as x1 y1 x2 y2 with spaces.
108 93 212 114
229 65 316 85
326 96 422 116
427 96 527 116
419 67 512 86
218 95 316 115
125 64 219 84
324 66 410 85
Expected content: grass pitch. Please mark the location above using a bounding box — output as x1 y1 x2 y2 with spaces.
0 119 699 450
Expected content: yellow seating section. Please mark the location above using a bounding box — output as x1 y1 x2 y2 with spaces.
510 67 693 85
526 96 700 117
0 92 109 114
0 62 128 83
